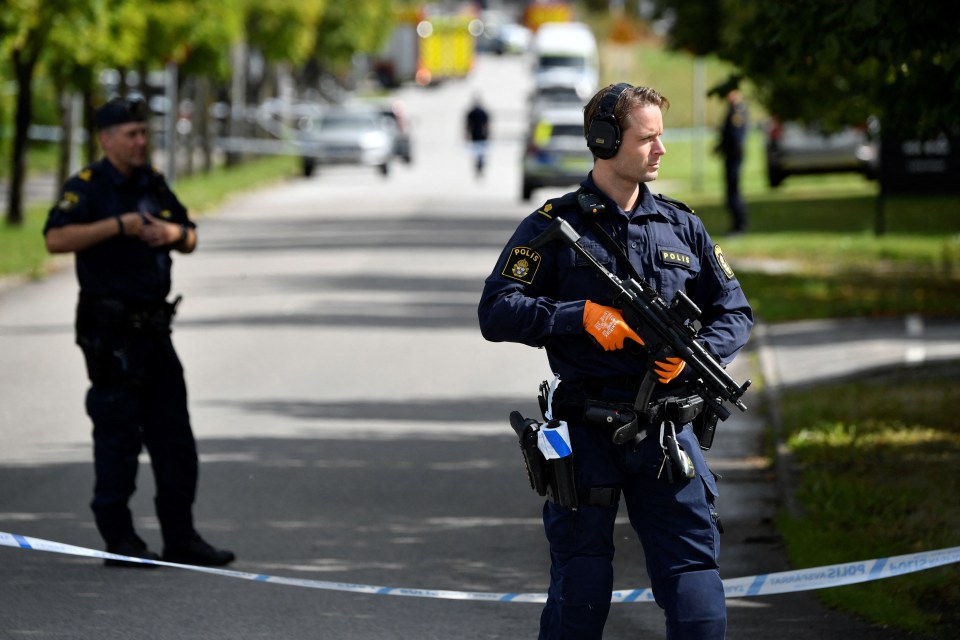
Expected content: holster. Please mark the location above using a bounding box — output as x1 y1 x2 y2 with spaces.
75 294 180 386
509 411 579 508
511 412 549 497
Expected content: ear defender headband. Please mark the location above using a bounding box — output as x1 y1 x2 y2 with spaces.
587 83 632 160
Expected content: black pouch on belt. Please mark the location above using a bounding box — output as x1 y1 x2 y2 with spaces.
582 399 640 445
692 405 720 450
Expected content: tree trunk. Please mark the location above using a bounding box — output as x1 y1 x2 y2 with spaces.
227 42 248 167
183 75 195 177
196 76 213 174
56 87 71 190
6 48 38 227
84 88 98 166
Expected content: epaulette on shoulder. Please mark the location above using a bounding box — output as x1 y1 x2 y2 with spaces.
75 164 96 182
536 192 577 220
536 201 555 220
654 193 696 215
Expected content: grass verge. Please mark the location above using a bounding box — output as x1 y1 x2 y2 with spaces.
776 361 960 638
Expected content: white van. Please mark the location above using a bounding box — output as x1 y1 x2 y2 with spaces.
532 22 599 102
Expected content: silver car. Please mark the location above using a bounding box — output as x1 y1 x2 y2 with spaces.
299 106 397 178
765 118 878 187
522 108 594 201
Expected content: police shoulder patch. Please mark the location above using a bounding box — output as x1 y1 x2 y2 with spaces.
714 244 735 280
57 191 80 212
502 246 542 285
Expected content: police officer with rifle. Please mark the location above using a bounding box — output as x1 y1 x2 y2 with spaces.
479 83 753 639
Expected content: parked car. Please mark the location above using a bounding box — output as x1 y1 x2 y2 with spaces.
765 117 878 187
521 107 594 201
375 100 413 164
492 23 533 54
529 77 588 114
298 106 397 178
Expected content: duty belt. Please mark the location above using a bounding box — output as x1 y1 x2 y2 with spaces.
551 386 705 446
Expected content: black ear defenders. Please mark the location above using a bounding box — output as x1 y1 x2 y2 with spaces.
586 83 632 160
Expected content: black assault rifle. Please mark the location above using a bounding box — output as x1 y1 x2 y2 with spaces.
530 217 751 426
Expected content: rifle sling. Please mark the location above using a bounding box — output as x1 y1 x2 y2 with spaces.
576 200 666 413
577 202 646 283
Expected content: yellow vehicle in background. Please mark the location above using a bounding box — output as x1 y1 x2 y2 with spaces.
374 5 477 88
522 1 575 32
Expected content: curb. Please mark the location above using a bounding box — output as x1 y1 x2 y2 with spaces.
754 320 802 519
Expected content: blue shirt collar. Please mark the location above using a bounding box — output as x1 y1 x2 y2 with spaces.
580 173 662 221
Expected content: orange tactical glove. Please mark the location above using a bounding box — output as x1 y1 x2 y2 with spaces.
654 356 687 384
583 301 645 351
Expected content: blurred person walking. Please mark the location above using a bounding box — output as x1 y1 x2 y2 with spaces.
465 94 491 178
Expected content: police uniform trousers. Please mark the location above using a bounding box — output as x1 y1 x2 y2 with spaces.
76 297 198 548
538 404 725 639
724 155 747 232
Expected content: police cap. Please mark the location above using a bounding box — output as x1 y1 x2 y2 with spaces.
96 97 150 130
707 74 742 99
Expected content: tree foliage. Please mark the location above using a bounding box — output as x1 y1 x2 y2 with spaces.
650 0 960 138
245 0 327 66
312 0 393 69
0 0 392 225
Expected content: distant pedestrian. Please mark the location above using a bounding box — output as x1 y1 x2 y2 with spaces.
465 95 491 178
711 75 748 234
43 97 235 569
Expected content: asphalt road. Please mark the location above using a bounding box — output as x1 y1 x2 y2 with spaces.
2 53 951 639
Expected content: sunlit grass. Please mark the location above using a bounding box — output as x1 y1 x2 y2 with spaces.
777 362 960 637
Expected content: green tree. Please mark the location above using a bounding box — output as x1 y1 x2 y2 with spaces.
44 0 147 184
246 0 327 66
311 0 393 72
650 0 960 139
1 0 94 225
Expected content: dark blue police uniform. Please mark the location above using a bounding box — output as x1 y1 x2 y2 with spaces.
44 159 199 550
479 174 753 639
719 100 748 233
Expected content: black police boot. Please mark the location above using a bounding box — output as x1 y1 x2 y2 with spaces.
104 534 160 568
162 532 235 567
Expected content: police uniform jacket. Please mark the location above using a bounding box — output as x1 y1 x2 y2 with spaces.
478 175 753 386
719 101 748 161
44 159 194 304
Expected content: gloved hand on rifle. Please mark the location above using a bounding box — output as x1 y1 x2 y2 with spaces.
654 354 687 384
583 301 645 351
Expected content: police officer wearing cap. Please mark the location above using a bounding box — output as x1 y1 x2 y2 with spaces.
44 97 234 568
711 75 749 234
479 84 753 638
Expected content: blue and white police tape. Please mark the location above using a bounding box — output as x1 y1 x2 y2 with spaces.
2 531 958 603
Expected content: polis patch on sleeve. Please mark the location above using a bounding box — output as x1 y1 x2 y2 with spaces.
502 246 541 285
714 244 736 280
